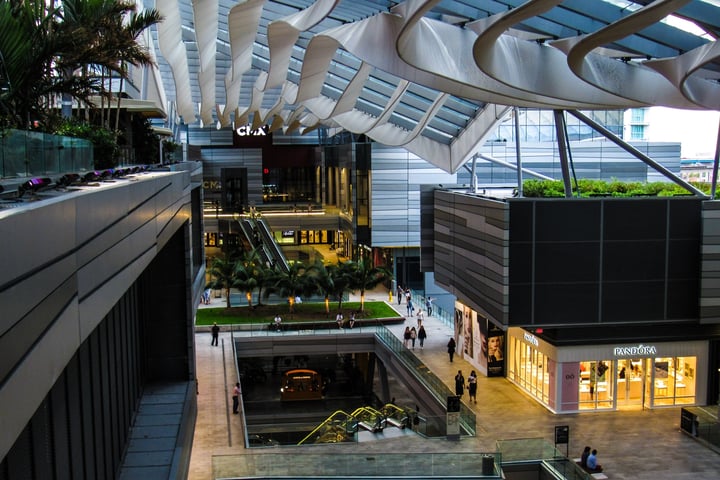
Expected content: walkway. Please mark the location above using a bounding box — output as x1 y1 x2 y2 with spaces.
188 288 720 480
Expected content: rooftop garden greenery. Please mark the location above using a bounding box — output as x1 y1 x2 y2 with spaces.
522 179 711 198
0 0 163 168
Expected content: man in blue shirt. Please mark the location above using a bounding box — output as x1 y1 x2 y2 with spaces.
586 449 603 472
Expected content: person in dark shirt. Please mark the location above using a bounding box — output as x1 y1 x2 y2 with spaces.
211 322 220 346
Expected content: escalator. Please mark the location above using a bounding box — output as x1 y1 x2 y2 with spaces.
297 404 414 445
251 216 290 273
236 217 289 273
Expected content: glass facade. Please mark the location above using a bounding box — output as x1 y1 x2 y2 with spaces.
507 329 704 413
509 338 551 405
490 109 625 143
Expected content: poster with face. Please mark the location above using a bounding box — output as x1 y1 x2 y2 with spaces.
487 323 505 377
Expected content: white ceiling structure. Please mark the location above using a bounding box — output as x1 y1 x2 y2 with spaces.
144 0 720 172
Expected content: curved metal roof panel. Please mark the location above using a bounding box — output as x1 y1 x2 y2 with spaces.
147 0 720 172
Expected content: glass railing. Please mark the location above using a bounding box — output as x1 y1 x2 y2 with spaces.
1 129 94 178
407 289 453 329
368 327 477 436
683 406 720 448
213 451 503 479
497 438 594 480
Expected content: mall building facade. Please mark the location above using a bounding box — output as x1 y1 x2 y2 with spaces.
427 190 720 413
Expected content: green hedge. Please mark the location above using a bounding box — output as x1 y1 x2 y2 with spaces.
522 179 709 198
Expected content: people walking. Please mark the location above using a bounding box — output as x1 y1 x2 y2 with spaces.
232 382 241 414
410 327 417 348
454 370 465 397
211 322 220 346
447 337 456 362
397 285 404 305
416 308 424 327
417 325 427 349
403 326 412 348
468 371 478 403
425 296 433 316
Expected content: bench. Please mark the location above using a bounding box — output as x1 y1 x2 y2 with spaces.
574 459 606 478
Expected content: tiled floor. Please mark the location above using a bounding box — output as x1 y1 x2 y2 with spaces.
189 289 720 479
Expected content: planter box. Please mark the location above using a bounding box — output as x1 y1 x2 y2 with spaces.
433 191 703 327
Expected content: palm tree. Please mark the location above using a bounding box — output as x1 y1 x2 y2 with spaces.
0 0 161 129
269 261 308 314
252 259 276 307
206 253 239 309
0 1 65 127
57 0 162 127
233 257 259 308
307 260 337 316
347 258 391 312
329 261 356 312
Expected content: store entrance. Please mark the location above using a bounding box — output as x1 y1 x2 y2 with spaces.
617 359 645 408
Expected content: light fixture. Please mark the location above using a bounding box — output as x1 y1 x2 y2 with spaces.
57 173 80 187
18 177 52 197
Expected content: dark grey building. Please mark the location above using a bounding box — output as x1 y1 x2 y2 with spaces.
0 164 204 479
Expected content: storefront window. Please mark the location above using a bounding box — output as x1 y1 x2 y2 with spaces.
579 360 614 410
508 337 550 406
653 357 696 406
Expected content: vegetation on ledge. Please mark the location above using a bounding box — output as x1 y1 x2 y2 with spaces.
522 179 710 198
195 301 399 326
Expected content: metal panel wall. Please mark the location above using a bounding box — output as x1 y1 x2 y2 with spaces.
470 141 681 184
370 145 456 248
200 147 263 207
700 201 720 323
432 191 510 325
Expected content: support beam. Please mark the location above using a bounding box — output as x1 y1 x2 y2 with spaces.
469 154 478 192
711 118 720 200
514 107 524 197
553 110 574 198
568 109 707 197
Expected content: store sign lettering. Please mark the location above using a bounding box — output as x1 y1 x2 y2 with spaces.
613 344 657 357
235 124 268 136
203 180 221 191
523 332 539 347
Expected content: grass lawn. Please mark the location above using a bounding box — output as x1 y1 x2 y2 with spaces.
195 301 400 326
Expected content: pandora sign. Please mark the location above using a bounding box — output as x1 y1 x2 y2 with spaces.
613 344 657 357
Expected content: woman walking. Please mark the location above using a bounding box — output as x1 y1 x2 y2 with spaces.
418 325 427 349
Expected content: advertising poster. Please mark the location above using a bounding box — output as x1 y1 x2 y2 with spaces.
475 312 487 372
470 310 487 372
487 324 505 377
463 306 473 358
453 304 463 342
